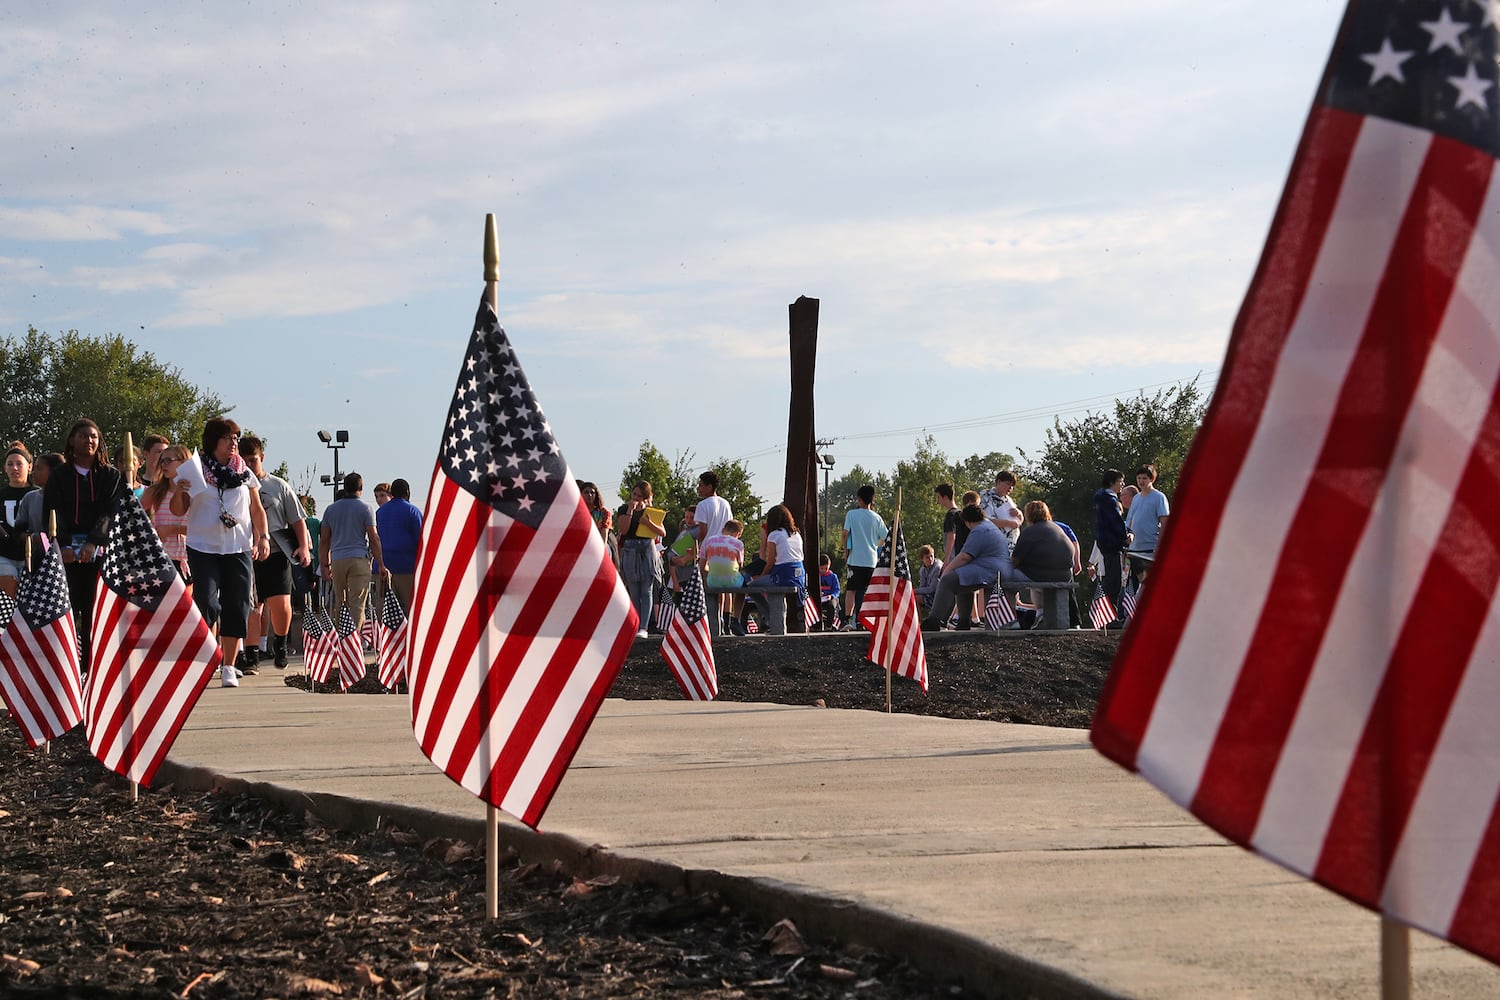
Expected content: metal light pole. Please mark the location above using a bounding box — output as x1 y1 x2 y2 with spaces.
317 429 349 501
816 441 835 556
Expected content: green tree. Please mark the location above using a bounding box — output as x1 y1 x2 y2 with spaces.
888 435 951 557
1018 379 1206 556
948 449 1024 500
0 329 228 456
618 443 763 552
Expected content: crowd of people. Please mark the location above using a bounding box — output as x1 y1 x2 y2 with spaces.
0 419 1174 689
577 463 1171 637
0 417 424 689
917 465 1170 631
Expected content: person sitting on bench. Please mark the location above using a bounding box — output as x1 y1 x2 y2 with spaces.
922 504 1006 631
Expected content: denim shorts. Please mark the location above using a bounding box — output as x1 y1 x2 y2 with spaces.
0 554 24 579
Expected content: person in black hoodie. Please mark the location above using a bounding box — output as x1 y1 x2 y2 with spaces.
43 418 126 671
0 441 37 599
1092 469 1129 627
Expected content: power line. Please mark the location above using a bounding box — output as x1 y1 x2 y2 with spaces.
721 371 1218 465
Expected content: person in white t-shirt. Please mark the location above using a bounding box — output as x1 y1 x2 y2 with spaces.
691 470 733 557
979 470 1023 554
170 417 269 689
752 503 808 635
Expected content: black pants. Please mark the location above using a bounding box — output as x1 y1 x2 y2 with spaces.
64 560 100 669
1099 546 1124 611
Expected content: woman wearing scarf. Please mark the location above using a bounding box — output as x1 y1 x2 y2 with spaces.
170 417 269 688
43 418 127 670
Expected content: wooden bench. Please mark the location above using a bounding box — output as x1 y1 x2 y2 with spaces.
705 583 801 636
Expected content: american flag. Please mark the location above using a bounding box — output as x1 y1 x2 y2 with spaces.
652 590 676 633
1093 0 1500 965
860 525 927 692
86 497 220 786
983 590 1016 630
802 592 820 630
334 603 365 692
1089 584 1117 631
361 613 379 653
1117 578 1138 620
407 297 637 829
744 614 759 635
0 540 83 748
660 568 716 700
302 598 338 686
376 589 409 691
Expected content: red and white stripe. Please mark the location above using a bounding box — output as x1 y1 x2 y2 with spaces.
0 608 83 748
304 628 337 685
661 614 716 701
336 628 365 692
86 569 219 785
1093 109 1500 962
377 617 409 690
864 576 927 692
408 472 636 829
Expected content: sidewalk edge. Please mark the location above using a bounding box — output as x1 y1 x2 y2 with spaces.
155 759 1126 1000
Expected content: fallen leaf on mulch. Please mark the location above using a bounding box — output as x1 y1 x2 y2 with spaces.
330 852 360 864
367 870 392 887
762 918 807 956
349 963 383 987
286 973 344 994
2 954 41 974
819 964 857 980
263 849 307 871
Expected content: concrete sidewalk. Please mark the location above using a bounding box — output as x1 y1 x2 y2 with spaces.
161 673 1500 999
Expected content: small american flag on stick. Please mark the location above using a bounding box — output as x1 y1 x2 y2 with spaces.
334 603 365 692
859 526 927 693
376 589 409 691
407 297 637 829
660 568 716 701
1089 584 1116 631
983 590 1017 630
86 497 219 786
0 540 83 748
302 598 337 685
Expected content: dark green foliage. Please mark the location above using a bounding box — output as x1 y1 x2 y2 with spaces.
1018 379 1206 555
0 328 228 457
618 441 763 554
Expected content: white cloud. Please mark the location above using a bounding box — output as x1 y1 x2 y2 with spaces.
0 205 177 241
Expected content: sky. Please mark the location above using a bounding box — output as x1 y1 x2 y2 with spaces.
1 1 1348 512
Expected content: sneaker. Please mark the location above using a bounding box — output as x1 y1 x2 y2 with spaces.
220 665 239 688
635 629 649 639
242 664 260 676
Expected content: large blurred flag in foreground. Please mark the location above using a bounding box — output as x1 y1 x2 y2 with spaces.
1093 0 1500 965
87 497 219 785
408 297 638 829
0 540 83 747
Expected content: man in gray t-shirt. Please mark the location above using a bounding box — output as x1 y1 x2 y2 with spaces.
318 471 388 630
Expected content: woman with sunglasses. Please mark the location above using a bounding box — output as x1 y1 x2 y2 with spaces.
171 417 270 688
140 443 192 582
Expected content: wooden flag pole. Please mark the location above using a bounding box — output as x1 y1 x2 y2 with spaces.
122 432 136 492
483 212 502 922
883 488 902 714
1381 917 1409 1000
